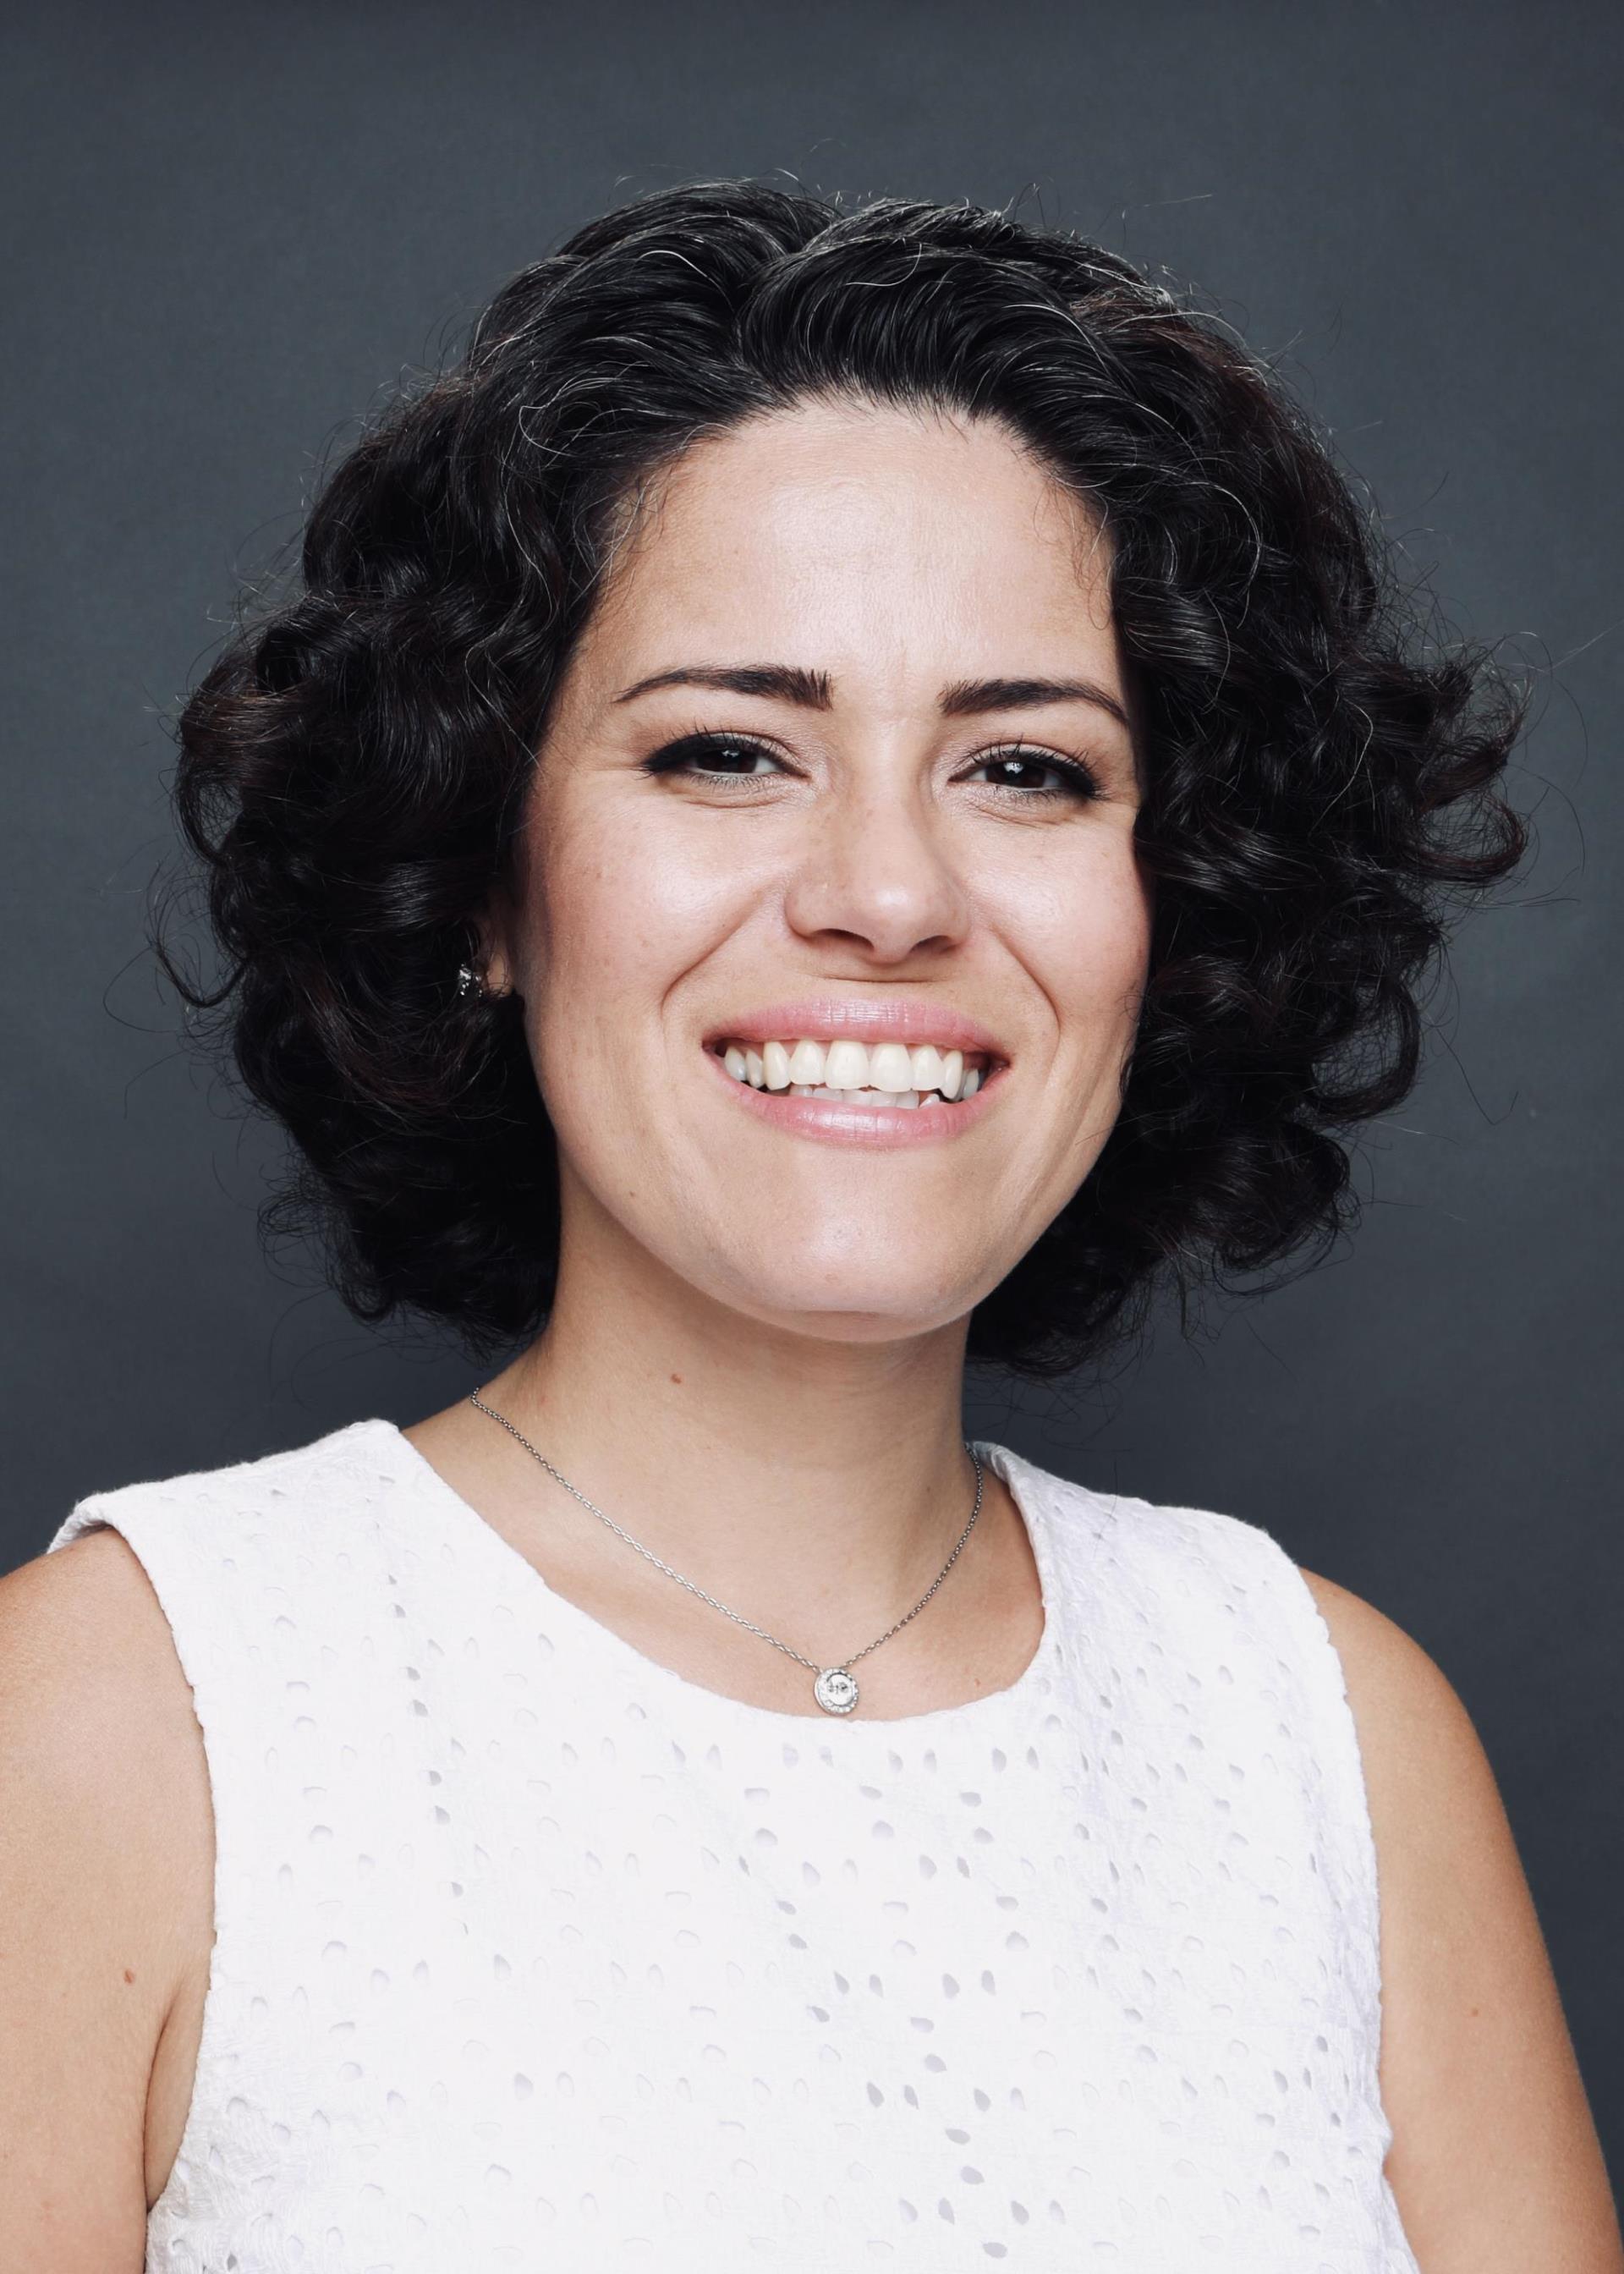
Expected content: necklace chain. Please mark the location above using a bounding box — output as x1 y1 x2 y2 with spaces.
466 1387 985 1716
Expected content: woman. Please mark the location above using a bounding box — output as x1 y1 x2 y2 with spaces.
3 179 1616 2272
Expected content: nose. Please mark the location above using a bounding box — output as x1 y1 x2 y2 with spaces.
780 780 974 963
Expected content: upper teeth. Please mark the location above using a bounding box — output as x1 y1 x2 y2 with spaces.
716 1037 989 1101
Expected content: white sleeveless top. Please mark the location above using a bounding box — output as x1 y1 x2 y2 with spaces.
47 1418 1422 2272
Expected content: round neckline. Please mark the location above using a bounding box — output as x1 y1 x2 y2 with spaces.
365 1416 1067 1740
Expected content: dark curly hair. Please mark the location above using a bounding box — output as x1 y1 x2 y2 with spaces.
160 177 1531 1381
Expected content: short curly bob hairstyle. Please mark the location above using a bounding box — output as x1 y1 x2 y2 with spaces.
162 177 1531 1381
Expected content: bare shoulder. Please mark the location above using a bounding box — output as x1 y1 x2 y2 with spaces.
1 1524 208 1796
1296 1564 1623 2274
1296 1563 1485 1782
7 1518 174 1658
1 1525 203 1810
0 1530 213 2266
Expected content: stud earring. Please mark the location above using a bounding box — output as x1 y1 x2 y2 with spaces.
455 962 487 1001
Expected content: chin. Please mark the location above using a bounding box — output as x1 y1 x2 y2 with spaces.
700 1259 987 1343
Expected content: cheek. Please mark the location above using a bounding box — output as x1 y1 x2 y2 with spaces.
524 794 748 1066
992 837 1155 1046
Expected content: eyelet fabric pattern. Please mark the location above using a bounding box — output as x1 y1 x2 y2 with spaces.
47 1419 1422 2271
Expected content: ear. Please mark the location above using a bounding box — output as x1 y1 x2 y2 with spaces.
471 891 521 1001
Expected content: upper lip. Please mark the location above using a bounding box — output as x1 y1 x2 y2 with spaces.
703 997 1008 1061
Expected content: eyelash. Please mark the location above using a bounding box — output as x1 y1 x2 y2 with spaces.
639 730 1103 804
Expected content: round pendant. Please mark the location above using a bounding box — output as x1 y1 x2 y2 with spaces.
814 1666 859 1716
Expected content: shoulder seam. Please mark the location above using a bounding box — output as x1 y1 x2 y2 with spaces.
47 1421 386 1543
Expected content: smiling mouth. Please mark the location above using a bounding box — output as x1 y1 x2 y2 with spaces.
708 1035 1001 1108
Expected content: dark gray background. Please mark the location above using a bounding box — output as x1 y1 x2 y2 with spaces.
5 0 1620 2172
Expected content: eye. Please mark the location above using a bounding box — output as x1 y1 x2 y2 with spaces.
639 729 1104 803
639 730 787 784
963 744 1102 802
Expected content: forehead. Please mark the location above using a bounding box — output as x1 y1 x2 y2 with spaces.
579 398 1119 688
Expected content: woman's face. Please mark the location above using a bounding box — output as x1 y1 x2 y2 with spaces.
486 398 1153 1346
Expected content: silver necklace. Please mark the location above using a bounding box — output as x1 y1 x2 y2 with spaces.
467 1387 985 1717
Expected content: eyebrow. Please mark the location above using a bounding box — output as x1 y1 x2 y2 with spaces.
612 663 1132 733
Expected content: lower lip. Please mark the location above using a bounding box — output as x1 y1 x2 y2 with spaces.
703 1046 1007 1148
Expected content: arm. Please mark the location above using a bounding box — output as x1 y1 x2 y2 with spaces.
1300 1565 1622 2273
0 1530 209 2273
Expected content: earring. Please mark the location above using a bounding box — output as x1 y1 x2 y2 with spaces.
455 962 486 1001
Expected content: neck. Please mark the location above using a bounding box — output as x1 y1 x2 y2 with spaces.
462 1205 987 1653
